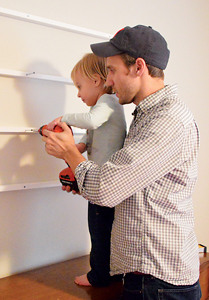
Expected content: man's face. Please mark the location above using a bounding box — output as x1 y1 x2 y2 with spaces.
106 55 140 105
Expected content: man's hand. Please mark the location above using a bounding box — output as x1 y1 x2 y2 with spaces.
62 185 80 195
47 116 63 131
42 121 86 174
42 122 75 160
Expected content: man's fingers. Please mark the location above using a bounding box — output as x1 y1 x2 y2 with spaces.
62 185 79 194
42 128 51 138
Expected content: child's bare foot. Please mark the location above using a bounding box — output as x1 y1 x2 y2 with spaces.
74 274 92 286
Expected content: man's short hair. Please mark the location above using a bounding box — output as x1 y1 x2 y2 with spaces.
120 53 164 80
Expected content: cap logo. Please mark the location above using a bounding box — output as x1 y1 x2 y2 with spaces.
113 28 125 37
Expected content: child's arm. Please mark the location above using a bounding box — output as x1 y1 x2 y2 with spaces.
48 96 114 131
62 97 114 130
47 116 63 131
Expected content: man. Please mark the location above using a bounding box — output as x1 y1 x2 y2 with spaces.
43 25 201 299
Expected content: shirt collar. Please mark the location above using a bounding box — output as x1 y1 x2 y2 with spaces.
132 84 178 117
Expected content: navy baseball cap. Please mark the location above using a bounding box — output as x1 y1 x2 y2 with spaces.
90 25 170 70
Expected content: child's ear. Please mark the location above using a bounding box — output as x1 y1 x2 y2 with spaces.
93 74 102 86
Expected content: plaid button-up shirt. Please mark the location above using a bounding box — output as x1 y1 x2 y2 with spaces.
75 84 200 286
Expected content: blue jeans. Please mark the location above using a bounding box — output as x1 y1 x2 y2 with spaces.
87 202 114 286
123 273 202 300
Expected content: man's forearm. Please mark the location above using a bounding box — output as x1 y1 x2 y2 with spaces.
64 145 86 173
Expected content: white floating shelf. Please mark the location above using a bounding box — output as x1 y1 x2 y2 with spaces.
0 7 112 40
0 181 61 192
0 68 73 84
0 126 85 135
0 127 39 133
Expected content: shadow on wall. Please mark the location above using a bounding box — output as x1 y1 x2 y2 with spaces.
0 61 67 186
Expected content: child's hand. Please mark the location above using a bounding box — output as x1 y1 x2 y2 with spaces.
47 116 63 131
76 143 86 154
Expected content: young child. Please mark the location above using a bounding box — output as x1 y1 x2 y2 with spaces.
47 53 126 287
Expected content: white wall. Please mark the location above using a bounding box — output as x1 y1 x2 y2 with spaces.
0 0 209 278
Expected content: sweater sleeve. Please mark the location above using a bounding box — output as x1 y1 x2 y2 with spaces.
61 95 114 130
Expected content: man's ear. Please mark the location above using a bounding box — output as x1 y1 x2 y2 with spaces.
135 58 146 76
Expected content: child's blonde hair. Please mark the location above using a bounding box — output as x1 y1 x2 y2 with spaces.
71 53 112 94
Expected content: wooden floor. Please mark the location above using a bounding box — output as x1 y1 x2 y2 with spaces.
0 255 123 300
1 253 208 300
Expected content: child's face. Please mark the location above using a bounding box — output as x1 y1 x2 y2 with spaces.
74 71 100 106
